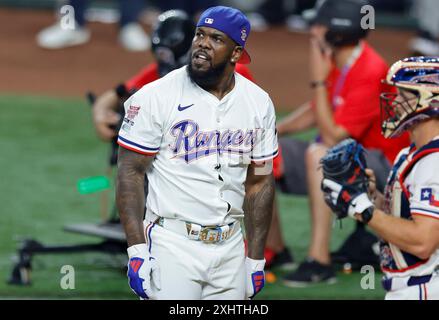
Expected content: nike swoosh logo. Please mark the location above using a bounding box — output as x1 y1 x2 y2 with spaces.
178 104 194 111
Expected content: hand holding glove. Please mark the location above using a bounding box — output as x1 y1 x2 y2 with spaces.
322 178 375 222
320 138 375 223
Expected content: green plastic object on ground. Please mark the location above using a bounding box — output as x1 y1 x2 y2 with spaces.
77 176 110 194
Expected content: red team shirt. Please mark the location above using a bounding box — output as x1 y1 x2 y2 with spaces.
124 62 255 92
325 42 409 163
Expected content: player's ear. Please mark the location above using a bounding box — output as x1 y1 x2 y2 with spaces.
231 46 243 64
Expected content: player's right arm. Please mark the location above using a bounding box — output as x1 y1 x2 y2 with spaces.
276 101 316 136
115 81 164 299
364 209 439 260
116 147 154 246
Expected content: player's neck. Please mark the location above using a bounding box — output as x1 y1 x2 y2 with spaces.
204 69 236 100
410 118 439 148
334 45 358 69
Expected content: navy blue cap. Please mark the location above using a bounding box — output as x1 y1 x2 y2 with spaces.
197 6 251 64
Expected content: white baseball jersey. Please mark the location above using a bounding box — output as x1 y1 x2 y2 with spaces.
117 66 278 226
380 136 439 279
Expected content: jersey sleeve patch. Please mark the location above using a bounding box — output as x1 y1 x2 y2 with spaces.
410 188 439 219
408 152 439 219
117 86 165 154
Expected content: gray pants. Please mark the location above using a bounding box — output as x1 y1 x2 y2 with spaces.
276 137 391 195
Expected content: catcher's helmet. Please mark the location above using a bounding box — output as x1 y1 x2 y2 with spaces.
305 0 369 47
380 56 439 138
151 10 196 77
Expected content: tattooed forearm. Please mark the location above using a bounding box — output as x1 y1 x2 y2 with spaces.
244 167 275 260
116 147 153 247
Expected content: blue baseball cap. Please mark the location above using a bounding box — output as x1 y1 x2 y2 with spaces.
196 6 251 64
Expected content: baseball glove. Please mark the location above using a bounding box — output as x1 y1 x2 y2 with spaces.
320 138 370 220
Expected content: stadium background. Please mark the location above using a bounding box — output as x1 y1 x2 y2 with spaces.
0 0 422 299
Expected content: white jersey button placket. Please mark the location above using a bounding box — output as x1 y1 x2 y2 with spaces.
215 106 225 200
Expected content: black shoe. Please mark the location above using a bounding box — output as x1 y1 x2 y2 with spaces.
331 226 380 271
283 258 336 287
269 247 296 271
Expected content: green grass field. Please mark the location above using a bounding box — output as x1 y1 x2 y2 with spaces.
0 94 385 299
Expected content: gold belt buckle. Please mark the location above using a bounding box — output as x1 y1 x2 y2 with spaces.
199 227 221 243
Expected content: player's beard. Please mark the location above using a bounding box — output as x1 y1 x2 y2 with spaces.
187 55 231 89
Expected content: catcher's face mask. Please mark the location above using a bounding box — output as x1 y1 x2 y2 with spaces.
380 56 439 138
380 89 421 138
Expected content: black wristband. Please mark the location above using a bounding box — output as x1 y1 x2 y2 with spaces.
360 206 374 224
310 80 327 89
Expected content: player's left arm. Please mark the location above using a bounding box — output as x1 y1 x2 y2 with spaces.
243 162 274 299
244 163 275 259
242 94 277 299
244 95 277 259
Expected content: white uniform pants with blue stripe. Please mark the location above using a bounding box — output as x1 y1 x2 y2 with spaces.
385 274 439 300
143 220 246 300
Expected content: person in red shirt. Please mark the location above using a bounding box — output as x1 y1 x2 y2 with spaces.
271 0 410 286
93 10 253 141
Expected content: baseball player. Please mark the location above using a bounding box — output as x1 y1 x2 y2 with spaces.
116 6 278 300
322 56 439 299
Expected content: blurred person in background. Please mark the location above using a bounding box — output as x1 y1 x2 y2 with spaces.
92 9 196 140
266 0 410 286
409 0 439 56
244 0 317 32
158 0 218 20
37 0 150 51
